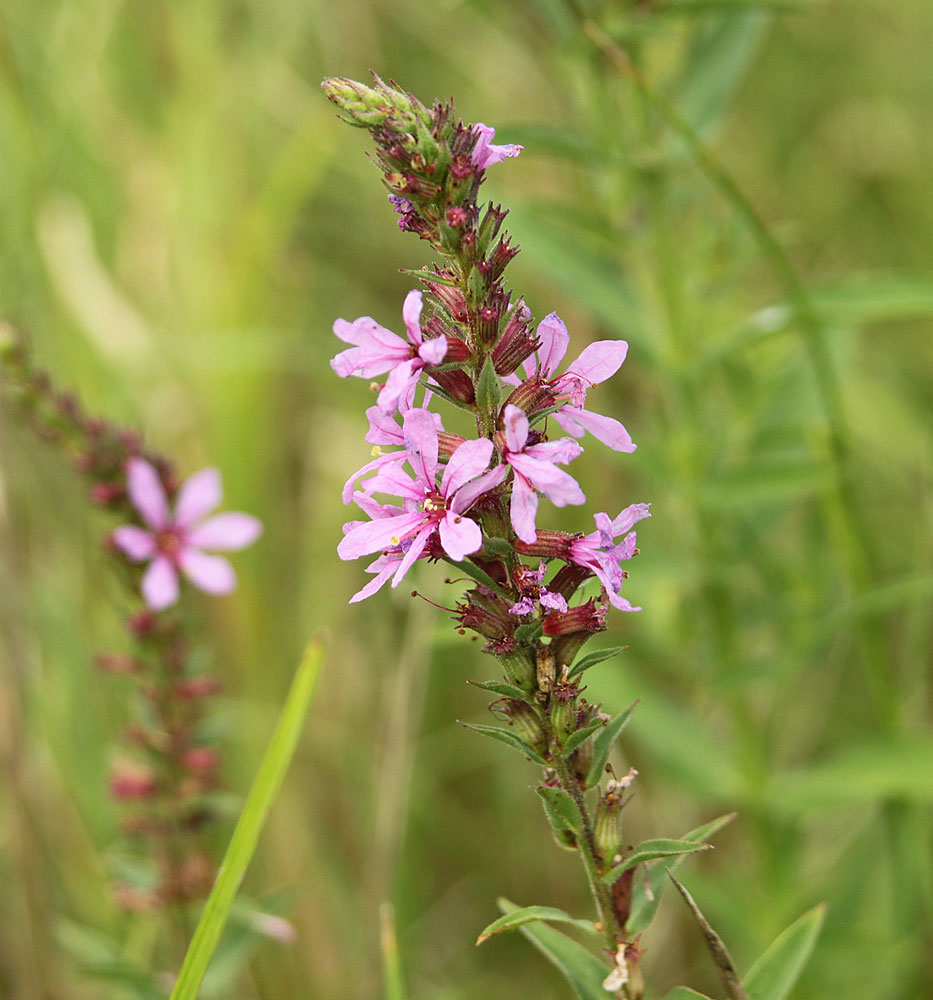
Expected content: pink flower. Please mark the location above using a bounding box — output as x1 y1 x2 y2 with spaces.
338 410 504 592
501 404 585 544
568 503 651 611
112 458 262 611
472 123 524 170
331 290 447 413
508 312 635 453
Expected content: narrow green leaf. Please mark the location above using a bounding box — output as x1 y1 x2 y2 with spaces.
628 813 736 934
585 701 639 787
659 989 717 1000
169 640 323 1000
475 355 501 412
601 838 711 882
568 645 627 680
497 898 610 1000
458 721 547 765
443 556 509 597
477 904 597 945
562 717 607 756
742 904 826 1000
379 903 408 1000
669 872 748 1000
537 786 583 834
467 678 533 702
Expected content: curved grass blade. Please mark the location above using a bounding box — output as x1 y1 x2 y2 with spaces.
168 639 323 1000
742 904 826 1000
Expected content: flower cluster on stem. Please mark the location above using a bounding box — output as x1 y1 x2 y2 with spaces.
324 76 652 992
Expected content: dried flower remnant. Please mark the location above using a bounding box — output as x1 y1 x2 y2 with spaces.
113 458 262 610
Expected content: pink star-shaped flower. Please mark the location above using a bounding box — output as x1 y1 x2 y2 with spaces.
112 458 262 611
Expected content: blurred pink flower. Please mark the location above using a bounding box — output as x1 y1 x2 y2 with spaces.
113 458 262 611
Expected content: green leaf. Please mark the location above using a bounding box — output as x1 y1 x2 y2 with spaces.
497 898 610 1000
742 904 826 1000
379 903 408 1000
658 989 717 1000
458 721 547 765
442 556 509 597
169 640 323 1000
628 813 736 934
585 701 639 787
515 621 544 643
476 904 598 945
537 786 583 834
475 355 501 412
673 9 769 141
467 678 533 702
567 645 627 680
601 838 712 882
562 717 607 756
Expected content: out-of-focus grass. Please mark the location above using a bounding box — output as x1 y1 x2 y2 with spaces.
1 1 931 998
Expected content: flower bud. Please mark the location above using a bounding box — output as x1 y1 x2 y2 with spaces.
594 784 626 864
430 368 475 404
321 75 425 132
494 698 546 754
497 645 536 690
536 644 557 693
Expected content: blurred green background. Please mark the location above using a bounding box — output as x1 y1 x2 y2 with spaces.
1 1 932 998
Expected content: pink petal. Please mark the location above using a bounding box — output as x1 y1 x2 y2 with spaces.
535 313 570 378
179 549 237 594
402 290 424 344
174 468 222 528
377 359 419 414
349 554 402 603
186 512 263 550
564 340 628 387
418 336 447 366
390 523 435 586
610 503 651 536
503 404 530 453
439 511 482 561
441 437 494 498
450 462 508 513
141 555 179 610
402 408 439 487
554 407 635 453
509 474 539 544
112 525 156 561
126 458 169 531
337 510 423 561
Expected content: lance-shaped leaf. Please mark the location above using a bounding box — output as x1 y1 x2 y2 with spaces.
497 898 611 1000
668 871 748 1000
458 721 547 765
742 903 826 1000
568 645 627 680
585 701 639 787
467 678 533 703
537 786 583 834
628 813 736 934
659 989 717 1000
562 716 607 756
600 838 712 883
476 904 598 945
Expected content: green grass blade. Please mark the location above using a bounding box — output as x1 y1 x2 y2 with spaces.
742 904 826 1000
379 903 407 1000
168 639 323 1000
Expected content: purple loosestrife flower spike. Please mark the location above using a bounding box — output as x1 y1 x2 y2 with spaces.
501 403 585 544
112 458 262 611
568 503 651 611
509 313 635 453
331 290 447 414
471 123 524 170
338 410 505 594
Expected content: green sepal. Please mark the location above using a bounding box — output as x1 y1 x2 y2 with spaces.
537 786 583 834
476 904 598 945
482 536 513 557
515 621 543 643
568 645 627 680
458 721 547 765
584 701 639 787
627 813 736 935
561 717 607 757
467 678 533 703
600 838 712 883
476 355 501 412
